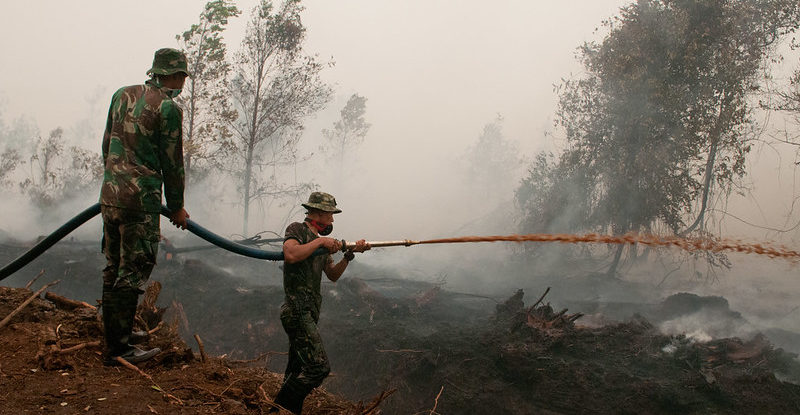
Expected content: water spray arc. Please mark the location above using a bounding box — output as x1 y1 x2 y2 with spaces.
348 234 800 260
2 204 799 282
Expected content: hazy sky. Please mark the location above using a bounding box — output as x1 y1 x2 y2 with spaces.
1 0 799 246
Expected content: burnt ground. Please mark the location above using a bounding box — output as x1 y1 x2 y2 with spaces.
0 285 385 415
3 239 800 414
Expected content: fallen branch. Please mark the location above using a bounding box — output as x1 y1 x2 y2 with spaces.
259 383 288 413
530 287 551 309
376 349 424 354
45 292 97 311
58 341 101 354
229 351 287 364
148 321 163 335
548 308 569 324
115 357 184 405
194 334 207 363
360 388 397 415
429 386 444 415
24 269 45 290
115 356 153 381
258 384 270 402
0 280 61 330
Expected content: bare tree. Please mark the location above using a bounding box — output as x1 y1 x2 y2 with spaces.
225 0 332 234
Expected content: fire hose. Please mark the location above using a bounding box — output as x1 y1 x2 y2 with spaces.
2 203 800 282
0 203 329 281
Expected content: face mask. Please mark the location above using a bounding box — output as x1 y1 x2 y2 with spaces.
306 218 333 236
166 88 182 98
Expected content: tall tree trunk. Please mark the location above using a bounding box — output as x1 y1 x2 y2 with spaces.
606 244 625 277
680 90 729 236
243 143 254 235
186 76 197 173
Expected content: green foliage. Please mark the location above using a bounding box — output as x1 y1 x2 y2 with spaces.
516 152 594 235
0 148 22 188
175 0 240 179
322 93 370 170
518 0 800 240
463 115 523 204
18 127 101 207
769 50 800 148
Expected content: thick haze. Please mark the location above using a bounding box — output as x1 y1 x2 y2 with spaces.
0 0 626 235
1 0 799 276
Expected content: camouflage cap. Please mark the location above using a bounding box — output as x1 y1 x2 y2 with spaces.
302 192 342 213
146 48 191 77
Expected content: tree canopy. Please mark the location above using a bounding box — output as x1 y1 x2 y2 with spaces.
517 0 800 272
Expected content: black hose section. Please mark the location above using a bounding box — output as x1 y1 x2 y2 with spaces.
0 203 327 281
0 203 101 281
159 206 316 261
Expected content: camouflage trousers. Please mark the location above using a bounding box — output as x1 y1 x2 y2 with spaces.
101 205 160 290
280 304 331 393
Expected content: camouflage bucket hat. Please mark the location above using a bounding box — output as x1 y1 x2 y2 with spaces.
302 192 342 213
146 48 191 77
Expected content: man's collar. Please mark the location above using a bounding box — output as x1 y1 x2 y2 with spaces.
304 220 319 236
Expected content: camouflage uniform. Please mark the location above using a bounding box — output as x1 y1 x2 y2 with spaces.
100 48 188 361
100 76 185 290
273 192 339 414
281 222 334 390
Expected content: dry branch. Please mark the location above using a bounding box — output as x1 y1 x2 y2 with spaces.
259 383 288 413
148 321 164 335
115 356 153 381
194 334 207 363
24 269 45 290
376 349 424 354
229 351 286 364
359 388 396 415
0 280 60 330
115 357 184 405
549 308 569 324
58 341 101 354
429 386 444 415
531 287 551 309
45 292 97 310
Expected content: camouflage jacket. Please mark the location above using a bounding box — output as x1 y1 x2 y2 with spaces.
282 222 333 318
100 79 185 213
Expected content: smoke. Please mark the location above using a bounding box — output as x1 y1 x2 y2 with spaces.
2 1 800 364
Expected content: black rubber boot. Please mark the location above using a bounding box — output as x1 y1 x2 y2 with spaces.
103 288 160 365
102 288 123 361
116 288 139 346
272 378 307 414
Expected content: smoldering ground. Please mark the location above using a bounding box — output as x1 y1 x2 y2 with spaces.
3 1 800 413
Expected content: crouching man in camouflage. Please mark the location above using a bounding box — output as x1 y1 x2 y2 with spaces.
99 48 190 365
270 192 370 414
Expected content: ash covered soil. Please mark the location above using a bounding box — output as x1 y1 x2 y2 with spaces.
3 239 800 414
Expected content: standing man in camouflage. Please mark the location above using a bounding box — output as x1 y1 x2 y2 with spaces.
100 48 190 365
270 192 370 414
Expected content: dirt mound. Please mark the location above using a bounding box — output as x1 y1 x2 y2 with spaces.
0 285 387 414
